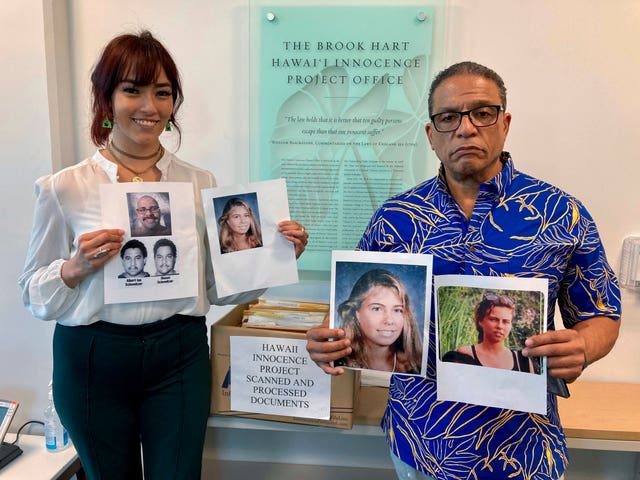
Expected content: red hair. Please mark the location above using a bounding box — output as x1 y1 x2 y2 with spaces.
90 30 183 147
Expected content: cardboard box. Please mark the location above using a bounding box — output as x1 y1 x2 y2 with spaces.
211 304 356 429
354 386 389 426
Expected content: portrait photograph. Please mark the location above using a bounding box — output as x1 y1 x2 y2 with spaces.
117 238 151 280
438 286 543 375
202 178 298 298
100 182 199 305
127 191 172 237
329 250 433 376
212 192 263 255
435 274 549 414
152 238 179 277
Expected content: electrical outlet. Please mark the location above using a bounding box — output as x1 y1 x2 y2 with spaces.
620 237 640 288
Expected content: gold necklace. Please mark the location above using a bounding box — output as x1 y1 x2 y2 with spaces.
110 140 162 160
107 142 164 182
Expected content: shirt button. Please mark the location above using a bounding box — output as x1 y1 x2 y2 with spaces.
469 246 476 252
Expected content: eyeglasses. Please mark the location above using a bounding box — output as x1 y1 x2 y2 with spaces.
483 292 515 307
430 105 502 132
136 206 160 214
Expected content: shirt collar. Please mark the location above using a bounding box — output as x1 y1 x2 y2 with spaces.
155 150 171 178
485 151 514 196
92 148 172 183
436 151 514 197
93 149 118 182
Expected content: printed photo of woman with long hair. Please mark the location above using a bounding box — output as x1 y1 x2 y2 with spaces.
334 264 425 374
216 194 263 254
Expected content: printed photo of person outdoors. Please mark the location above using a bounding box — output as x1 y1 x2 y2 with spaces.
332 261 427 374
439 286 542 374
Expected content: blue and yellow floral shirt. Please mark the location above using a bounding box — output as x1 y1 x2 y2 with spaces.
357 153 621 480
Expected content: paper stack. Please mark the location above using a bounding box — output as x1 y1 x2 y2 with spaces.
241 298 329 331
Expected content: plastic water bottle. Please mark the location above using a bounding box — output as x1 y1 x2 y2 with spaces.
44 381 69 452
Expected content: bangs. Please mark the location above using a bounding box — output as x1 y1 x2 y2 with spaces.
117 50 164 86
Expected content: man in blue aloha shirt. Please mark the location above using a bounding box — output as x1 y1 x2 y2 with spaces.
307 61 621 480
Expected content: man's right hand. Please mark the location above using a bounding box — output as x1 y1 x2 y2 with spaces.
306 326 352 376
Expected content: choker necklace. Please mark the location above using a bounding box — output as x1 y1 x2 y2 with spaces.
107 142 164 182
110 140 162 160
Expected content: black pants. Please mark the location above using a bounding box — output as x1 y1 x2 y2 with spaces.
53 315 211 480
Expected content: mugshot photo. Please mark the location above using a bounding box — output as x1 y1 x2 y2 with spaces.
117 239 151 279
152 238 178 276
332 260 427 375
213 192 263 254
127 191 172 237
438 286 543 374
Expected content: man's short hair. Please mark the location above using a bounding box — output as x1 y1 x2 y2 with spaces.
136 194 160 207
428 61 507 115
153 238 177 257
120 239 148 258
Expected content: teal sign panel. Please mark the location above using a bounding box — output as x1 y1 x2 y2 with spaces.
251 5 437 271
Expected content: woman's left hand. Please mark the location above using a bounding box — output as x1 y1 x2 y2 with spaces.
278 220 309 259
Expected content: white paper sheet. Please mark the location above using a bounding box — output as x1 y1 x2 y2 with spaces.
329 250 433 376
435 275 548 414
202 178 298 297
230 336 331 419
100 182 198 304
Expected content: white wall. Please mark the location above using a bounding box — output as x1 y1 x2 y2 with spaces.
0 0 56 430
65 0 253 185
440 0 640 387
1 0 638 477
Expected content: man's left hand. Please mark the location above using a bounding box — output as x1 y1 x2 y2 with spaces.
522 315 619 384
522 329 586 383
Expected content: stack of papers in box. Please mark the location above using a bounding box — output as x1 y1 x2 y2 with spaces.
241 298 329 331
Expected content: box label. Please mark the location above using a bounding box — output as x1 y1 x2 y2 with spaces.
230 336 331 419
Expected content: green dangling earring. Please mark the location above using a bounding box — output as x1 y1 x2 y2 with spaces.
102 117 112 129
165 121 172 132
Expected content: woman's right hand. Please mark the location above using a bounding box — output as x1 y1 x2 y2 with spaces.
306 321 352 376
61 229 124 288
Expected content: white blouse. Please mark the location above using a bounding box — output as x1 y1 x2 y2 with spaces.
19 150 262 326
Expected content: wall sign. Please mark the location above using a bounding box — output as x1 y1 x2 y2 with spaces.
250 3 441 270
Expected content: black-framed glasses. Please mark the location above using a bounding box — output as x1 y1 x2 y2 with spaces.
430 105 503 132
136 206 160 214
483 292 515 307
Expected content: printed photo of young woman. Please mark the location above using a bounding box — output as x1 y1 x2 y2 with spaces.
330 250 432 375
